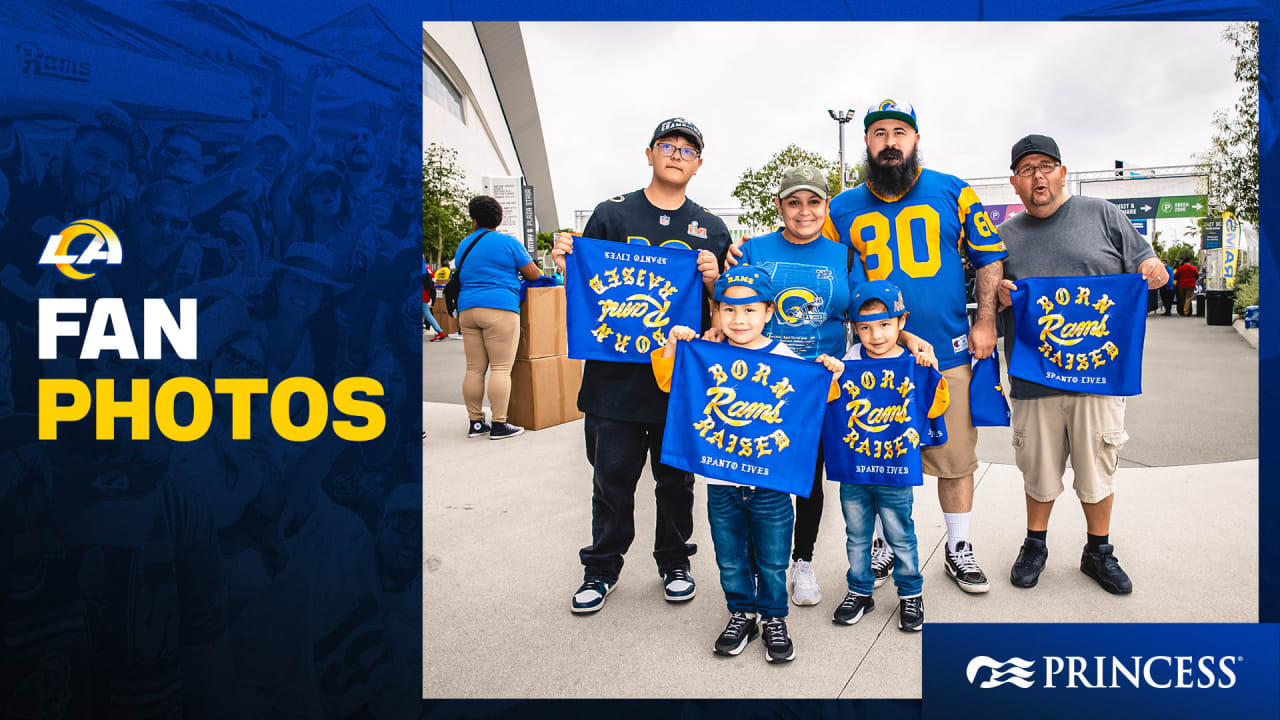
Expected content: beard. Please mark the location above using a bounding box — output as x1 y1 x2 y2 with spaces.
864 145 922 199
345 146 373 173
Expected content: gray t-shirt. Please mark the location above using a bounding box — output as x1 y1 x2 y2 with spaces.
998 195 1155 399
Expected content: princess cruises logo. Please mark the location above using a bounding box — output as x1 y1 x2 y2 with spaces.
966 656 1036 688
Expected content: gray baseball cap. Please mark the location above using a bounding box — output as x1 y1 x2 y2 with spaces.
778 165 829 199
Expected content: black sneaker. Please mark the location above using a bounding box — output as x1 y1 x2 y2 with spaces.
898 595 924 632
871 538 895 588
570 578 615 614
467 419 491 437
1010 538 1049 588
662 565 696 602
489 421 525 440
944 541 990 593
832 591 875 625
760 616 795 663
713 612 759 656
1080 543 1133 594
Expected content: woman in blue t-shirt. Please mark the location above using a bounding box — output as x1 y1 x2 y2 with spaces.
455 195 540 439
738 166 930 610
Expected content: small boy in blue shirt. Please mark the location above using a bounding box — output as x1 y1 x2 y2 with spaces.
825 280 949 632
652 266 842 663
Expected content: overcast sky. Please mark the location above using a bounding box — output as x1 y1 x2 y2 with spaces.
522 22 1240 230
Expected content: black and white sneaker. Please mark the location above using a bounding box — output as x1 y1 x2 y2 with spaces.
489 421 525 440
898 595 924 632
467 419 491 437
570 578 615 614
945 541 990 593
713 612 759 656
832 591 875 625
871 538 896 588
662 565 696 602
761 616 795 663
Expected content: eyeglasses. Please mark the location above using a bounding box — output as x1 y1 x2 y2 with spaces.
653 142 700 161
1015 161 1060 178
145 212 191 232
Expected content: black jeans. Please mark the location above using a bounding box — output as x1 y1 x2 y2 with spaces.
579 414 696 582
792 439 825 562
1159 287 1175 314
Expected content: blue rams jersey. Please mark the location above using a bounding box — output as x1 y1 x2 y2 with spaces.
823 168 1007 370
739 230 866 360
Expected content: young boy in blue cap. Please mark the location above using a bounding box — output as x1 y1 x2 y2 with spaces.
828 280 948 632
651 266 843 663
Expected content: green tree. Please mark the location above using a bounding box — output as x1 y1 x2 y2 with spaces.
1198 22 1258 223
1166 242 1196 268
731 144 864 232
537 228 572 256
423 143 471 267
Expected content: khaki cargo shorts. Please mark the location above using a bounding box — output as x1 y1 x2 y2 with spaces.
921 363 979 479
1011 395 1128 504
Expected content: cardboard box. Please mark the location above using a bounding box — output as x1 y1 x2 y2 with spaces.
432 294 447 313
516 287 568 360
507 355 583 430
432 308 460 335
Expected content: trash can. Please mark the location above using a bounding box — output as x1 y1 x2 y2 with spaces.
1194 293 1206 317
1205 290 1235 326
1245 305 1259 329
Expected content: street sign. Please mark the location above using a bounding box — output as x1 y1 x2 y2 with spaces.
1130 219 1148 235
522 183 537 254
1202 219 1223 250
1104 195 1207 220
1106 197 1160 219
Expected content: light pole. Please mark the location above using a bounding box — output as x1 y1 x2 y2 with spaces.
828 108 856 192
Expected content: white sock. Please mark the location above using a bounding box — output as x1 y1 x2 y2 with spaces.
944 512 970 553
873 514 885 542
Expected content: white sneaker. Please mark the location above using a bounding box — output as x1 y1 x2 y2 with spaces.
789 560 822 606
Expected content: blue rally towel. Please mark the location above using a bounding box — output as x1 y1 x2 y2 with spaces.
1008 274 1147 396
519 276 557 304
565 235 702 363
970 349 1011 427
660 339 830 496
822 355 949 487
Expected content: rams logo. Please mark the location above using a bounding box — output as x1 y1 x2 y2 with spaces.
37 219 122 280
775 288 825 327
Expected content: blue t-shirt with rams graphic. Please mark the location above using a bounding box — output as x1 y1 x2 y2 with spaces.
822 168 1008 371
739 230 865 360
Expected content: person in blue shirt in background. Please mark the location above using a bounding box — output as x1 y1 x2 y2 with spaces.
455 195 541 439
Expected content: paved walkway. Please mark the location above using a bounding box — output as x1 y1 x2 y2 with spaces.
422 312 1258 698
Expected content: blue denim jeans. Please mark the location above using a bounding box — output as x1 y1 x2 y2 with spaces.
707 484 794 618
422 302 443 333
839 483 922 597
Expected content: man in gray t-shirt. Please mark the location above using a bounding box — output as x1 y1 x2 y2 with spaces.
995 134 1169 596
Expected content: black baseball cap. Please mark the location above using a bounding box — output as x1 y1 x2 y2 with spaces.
650 117 703 151
1011 134 1061 170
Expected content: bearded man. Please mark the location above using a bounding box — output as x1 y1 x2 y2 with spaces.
820 99 1008 596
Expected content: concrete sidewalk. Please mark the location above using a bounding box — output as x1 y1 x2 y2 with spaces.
422 312 1258 698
